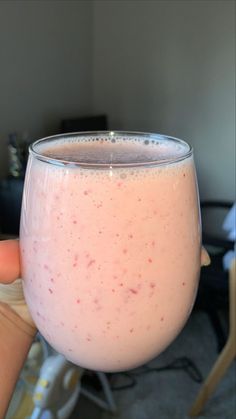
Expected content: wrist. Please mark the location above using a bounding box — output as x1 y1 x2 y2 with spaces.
0 301 36 337
0 305 36 418
0 279 35 329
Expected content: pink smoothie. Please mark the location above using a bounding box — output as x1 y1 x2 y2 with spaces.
20 134 201 371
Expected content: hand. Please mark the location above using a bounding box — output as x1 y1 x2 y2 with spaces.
0 239 36 330
0 240 36 418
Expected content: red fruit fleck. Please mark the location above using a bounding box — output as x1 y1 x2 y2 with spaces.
87 259 96 268
84 190 89 195
48 288 53 294
128 234 133 239
129 328 134 333
146 325 151 330
50 278 54 283
150 282 155 289
44 264 49 270
73 220 77 224
123 249 127 254
73 263 77 268
87 337 91 342
182 282 186 286
119 283 123 287
117 182 122 187
129 288 138 294
151 240 155 247
76 299 80 304
148 258 153 263
112 289 115 292
160 317 164 322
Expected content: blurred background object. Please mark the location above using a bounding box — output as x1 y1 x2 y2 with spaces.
61 115 108 134
194 202 235 352
8 131 29 179
0 177 24 236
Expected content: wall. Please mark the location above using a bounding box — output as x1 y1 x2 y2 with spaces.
1 0 235 201
0 0 92 177
93 0 235 201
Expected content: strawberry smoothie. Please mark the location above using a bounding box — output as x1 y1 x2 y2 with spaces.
20 133 201 371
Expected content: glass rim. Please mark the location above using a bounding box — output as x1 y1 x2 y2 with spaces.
29 131 193 169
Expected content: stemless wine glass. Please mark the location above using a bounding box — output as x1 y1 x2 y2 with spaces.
20 131 201 372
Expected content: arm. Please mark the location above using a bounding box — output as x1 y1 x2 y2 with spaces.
0 304 35 418
0 240 36 418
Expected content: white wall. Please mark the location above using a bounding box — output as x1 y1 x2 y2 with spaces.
1 0 235 201
0 0 92 177
93 0 235 201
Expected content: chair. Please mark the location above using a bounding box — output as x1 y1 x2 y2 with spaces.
7 338 117 418
189 258 236 416
194 201 234 351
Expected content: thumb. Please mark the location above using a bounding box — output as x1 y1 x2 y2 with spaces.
0 240 21 283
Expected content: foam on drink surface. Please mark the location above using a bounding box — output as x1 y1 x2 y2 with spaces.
36 134 190 166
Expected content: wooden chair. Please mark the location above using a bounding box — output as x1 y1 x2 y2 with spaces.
189 258 236 416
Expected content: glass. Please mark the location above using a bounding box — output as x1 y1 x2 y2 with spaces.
20 131 201 372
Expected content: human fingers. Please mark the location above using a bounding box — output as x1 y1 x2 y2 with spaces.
201 247 211 267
